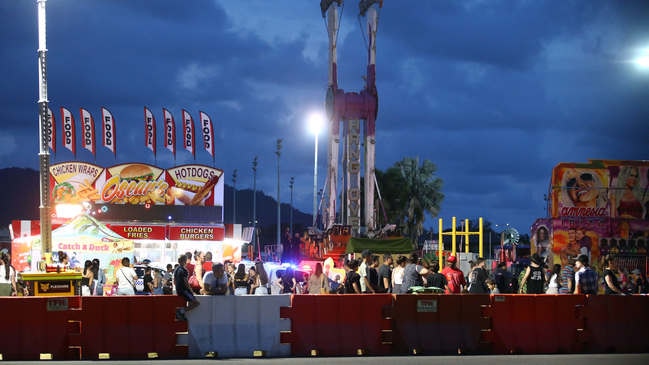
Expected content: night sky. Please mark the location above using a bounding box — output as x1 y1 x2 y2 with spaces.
1 0 648 235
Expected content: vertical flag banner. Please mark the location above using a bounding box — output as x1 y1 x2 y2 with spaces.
199 111 215 158
182 109 195 159
47 107 56 154
144 107 156 157
60 107 76 157
163 108 176 159
101 107 116 157
80 108 96 158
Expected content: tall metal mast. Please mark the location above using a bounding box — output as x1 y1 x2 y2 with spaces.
37 0 52 254
322 0 341 232
321 0 381 236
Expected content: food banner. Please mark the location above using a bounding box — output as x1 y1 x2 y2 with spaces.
101 107 116 156
165 164 224 206
108 224 167 240
168 226 225 241
162 107 176 158
49 162 224 207
102 163 168 205
50 162 103 204
13 215 134 276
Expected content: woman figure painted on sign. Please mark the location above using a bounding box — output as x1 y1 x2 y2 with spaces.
535 226 551 263
562 169 606 209
615 166 644 219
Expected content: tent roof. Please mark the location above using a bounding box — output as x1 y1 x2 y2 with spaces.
345 237 415 254
51 214 127 241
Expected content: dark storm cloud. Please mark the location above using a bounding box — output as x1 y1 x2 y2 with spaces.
379 1 597 70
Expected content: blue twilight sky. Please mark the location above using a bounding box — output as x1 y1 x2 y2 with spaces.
0 0 648 234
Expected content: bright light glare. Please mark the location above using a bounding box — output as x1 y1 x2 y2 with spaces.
55 204 83 218
634 55 649 69
308 113 325 135
633 47 649 70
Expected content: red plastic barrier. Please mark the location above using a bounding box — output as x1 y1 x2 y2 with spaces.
280 294 393 356
68 296 187 360
0 297 82 360
583 295 649 353
391 294 490 355
484 294 586 354
458 294 492 354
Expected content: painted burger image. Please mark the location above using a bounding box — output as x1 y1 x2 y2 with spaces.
119 164 155 181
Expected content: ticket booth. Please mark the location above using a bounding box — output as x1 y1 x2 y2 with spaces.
20 272 82 296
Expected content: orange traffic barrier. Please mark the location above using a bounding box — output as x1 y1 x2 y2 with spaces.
280 294 393 356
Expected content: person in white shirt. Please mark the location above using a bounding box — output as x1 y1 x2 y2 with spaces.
391 256 407 294
359 249 374 293
116 257 138 295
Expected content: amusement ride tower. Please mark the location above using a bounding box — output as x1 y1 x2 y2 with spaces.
320 0 382 236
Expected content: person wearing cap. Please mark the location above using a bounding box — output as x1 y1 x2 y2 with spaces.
519 253 545 294
441 255 466 294
573 254 598 295
628 268 645 294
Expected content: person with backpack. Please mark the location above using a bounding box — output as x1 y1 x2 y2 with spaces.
494 262 513 293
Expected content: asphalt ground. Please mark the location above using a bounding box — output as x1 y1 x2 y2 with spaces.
2 354 648 365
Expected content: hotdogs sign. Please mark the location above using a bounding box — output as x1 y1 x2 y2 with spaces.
49 162 223 207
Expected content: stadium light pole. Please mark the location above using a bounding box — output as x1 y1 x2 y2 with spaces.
232 169 237 224
289 176 295 235
276 139 283 247
252 156 258 259
308 113 324 228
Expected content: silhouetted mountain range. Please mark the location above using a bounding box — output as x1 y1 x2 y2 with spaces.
0 167 312 243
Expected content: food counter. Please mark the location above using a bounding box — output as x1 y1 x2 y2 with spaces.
20 271 83 296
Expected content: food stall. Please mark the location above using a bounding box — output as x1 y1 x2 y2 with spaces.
11 214 135 295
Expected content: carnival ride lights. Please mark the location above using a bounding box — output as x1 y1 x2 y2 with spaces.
321 0 382 236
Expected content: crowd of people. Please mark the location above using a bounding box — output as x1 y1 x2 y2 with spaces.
5 245 647 302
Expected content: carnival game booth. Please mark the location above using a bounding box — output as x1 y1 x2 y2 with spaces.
11 214 134 296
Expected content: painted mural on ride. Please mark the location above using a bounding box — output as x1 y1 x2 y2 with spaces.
531 160 649 274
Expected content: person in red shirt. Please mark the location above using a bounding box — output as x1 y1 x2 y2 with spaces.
441 255 466 294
